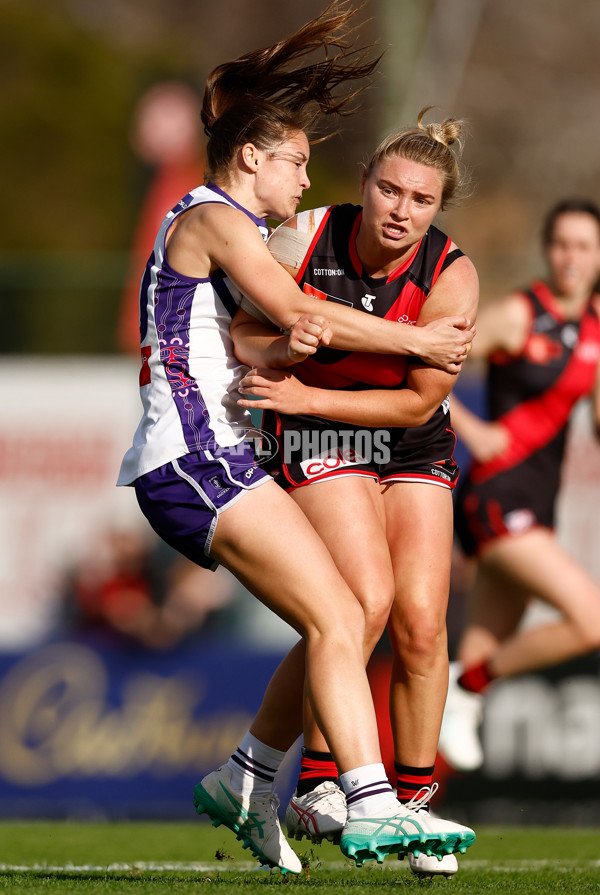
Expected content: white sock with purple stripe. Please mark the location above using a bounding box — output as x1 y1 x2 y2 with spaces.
227 731 286 797
340 763 396 818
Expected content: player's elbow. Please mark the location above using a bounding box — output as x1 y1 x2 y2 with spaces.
405 403 438 428
230 325 254 366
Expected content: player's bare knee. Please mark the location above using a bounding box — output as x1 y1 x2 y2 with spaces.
362 587 394 644
388 615 445 664
306 598 365 645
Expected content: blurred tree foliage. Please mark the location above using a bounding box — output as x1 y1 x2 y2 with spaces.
6 0 600 355
0 4 131 352
2 5 134 252
0 0 369 354
0 3 190 352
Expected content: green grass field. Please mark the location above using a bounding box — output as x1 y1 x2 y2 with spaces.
1 821 599 894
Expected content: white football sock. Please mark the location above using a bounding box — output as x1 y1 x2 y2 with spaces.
339 763 396 818
227 730 286 797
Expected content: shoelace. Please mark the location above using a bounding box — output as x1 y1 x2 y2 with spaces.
406 783 439 812
258 794 280 829
265 792 281 813
249 791 280 815
312 784 346 811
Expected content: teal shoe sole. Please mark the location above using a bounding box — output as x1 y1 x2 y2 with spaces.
341 828 476 867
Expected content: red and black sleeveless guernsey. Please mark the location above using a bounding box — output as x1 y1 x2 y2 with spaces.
455 280 600 555
292 203 457 388
260 203 464 490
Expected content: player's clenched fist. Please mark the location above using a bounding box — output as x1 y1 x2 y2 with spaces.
286 314 332 363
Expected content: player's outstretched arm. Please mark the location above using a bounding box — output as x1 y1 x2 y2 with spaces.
221 210 474 371
447 288 533 460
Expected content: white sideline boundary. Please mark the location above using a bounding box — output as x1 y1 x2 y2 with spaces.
0 862 253 873
1 860 600 874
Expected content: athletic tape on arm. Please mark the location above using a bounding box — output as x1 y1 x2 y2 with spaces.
267 226 313 268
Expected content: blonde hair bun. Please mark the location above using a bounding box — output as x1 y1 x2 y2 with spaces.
417 106 463 150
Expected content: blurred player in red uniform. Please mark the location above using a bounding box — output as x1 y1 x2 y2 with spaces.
118 81 206 354
438 199 600 772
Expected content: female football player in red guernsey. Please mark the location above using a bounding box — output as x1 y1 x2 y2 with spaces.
230 109 479 877
119 2 477 877
437 198 600 773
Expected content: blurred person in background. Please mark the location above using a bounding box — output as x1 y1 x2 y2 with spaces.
118 81 207 354
61 528 237 650
117 1 474 875
232 108 478 879
438 198 600 773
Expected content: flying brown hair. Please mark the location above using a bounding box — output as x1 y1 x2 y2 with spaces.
201 1 381 180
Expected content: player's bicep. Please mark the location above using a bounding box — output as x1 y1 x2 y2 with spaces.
208 216 302 328
418 255 479 326
471 292 532 358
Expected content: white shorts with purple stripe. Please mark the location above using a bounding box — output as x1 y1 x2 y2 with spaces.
134 447 271 569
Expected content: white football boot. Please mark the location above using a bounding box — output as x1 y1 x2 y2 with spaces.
340 791 475 867
438 661 484 771
406 851 458 878
285 781 347 843
405 785 460 877
193 766 302 874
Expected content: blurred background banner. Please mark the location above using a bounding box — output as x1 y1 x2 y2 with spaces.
0 358 143 648
2 0 600 820
0 358 300 651
0 638 300 819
